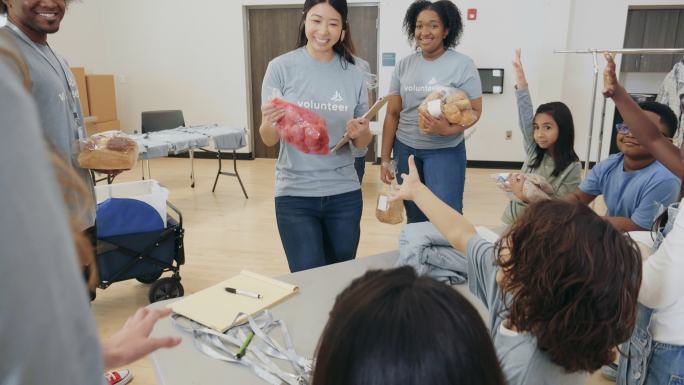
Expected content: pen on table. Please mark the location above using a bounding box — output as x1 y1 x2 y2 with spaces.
235 331 255 360
225 287 262 299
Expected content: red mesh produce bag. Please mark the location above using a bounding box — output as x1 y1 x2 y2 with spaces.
272 98 330 155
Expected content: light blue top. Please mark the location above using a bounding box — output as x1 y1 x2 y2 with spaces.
467 236 588 385
579 153 680 229
262 47 369 197
389 49 482 150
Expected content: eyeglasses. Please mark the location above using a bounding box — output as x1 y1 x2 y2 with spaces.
615 122 671 139
615 123 630 135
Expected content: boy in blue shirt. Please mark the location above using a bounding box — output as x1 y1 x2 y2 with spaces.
563 101 680 232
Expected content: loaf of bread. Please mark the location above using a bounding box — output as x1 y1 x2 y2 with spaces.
77 131 138 170
418 87 476 130
521 174 554 203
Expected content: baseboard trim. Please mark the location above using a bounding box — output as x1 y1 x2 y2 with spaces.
169 151 254 160
373 158 597 170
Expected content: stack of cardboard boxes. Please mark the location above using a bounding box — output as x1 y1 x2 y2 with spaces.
71 67 121 136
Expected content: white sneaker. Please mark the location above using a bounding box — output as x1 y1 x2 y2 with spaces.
105 369 133 385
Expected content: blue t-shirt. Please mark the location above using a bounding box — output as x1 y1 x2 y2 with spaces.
262 47 369 197
580 153 680 229
389 49 482 150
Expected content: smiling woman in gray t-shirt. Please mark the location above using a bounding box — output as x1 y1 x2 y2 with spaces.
381 0 482 224
259 0 370 273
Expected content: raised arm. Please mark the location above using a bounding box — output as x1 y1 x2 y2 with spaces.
603 53 684 178
513 49 536 154
390 155 476 252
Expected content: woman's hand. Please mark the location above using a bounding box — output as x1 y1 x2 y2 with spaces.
380 159 395 185
261 102 285 128
419 110 462 136
101 307 182 370
390 155 423 202
507 173 527 202
346 117 370 139
513 48 528 89
602 53 619 98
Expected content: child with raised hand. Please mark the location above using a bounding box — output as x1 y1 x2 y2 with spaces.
501 49 581 225
562 54 680 232
390 155 642 385
603 53 684 385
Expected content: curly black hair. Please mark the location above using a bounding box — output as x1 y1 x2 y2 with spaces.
402 0 464 49
638 101 678 138
496 200 642 373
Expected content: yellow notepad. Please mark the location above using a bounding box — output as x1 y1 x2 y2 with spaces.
168 270 299 332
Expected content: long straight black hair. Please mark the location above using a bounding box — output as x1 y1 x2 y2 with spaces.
529 102 579 176
296 0 356 67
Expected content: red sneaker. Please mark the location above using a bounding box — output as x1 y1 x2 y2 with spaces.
105 370 133 385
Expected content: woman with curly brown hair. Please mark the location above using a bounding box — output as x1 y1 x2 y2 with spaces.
390 155 642 385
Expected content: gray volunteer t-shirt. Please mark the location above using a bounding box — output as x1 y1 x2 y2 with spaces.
262 47 369 197
4 23 96 228
0 56 105 385
390 49 482 149
466 235 588 385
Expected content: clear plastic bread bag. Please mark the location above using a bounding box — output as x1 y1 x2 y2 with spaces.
417 87 476 131
376 160 404 224
77 130 139 170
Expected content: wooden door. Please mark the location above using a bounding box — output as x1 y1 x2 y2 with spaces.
248 5 379 159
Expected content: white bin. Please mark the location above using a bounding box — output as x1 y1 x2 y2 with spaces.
95 180 169 227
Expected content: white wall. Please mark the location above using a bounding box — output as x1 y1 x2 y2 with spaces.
561 0 682 162
47 0 675 161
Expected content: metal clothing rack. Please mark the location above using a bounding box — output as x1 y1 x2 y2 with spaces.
554 48 684 175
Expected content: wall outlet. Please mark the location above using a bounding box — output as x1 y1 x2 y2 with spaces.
505 130 512 140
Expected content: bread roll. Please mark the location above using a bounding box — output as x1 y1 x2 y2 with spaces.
77 131 138 170
442 103 463 124
458 110 478 126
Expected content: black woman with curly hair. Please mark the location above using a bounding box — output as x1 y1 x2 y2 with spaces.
380 0 482 223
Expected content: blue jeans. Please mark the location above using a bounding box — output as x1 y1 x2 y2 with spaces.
354 156 366 184
393 140 466 223
275 190 362 272
645 343 684 385
618 203 683 385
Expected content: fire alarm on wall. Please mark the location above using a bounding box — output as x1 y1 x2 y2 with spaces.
467 8 477 20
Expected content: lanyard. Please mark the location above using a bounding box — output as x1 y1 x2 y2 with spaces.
172 311 312 385
6 22 84 139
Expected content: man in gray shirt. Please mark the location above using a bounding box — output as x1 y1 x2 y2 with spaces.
0 27 181 385
1 0 95 228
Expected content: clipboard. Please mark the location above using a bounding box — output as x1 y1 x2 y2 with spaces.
331 96 388 153
168 270 299 332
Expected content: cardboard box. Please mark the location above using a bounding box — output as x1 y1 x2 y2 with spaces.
87 119 121 136
86 75 118 122
70 67 90 116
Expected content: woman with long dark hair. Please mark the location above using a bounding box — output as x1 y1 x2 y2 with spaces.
501 49 581 225
259 0 371 272
312 267 506 385
380 0 482 223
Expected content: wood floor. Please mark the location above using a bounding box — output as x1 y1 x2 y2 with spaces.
92 157 611 385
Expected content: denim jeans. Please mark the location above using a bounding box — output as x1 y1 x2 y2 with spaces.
393 139 466 223
354 156 366 184
275 189 362 272
618 203 683 385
